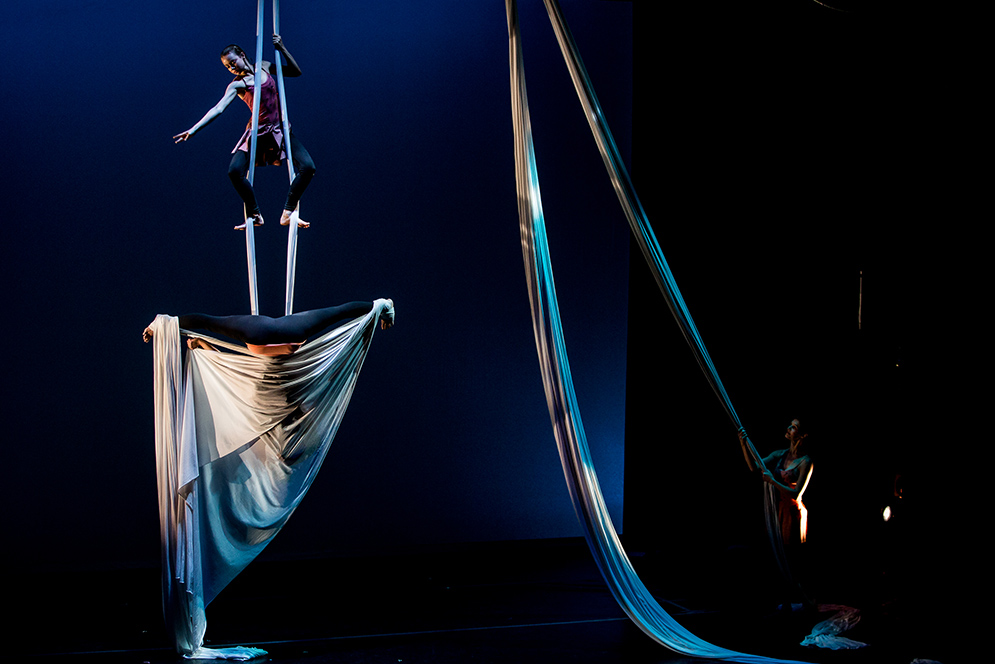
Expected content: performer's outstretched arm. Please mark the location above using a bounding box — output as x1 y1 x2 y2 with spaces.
174 81 243 143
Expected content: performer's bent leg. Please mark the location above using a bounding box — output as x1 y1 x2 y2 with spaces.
228 150 261 216
283 133 315 212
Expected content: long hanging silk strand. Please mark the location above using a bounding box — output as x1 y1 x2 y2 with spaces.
272 0 301 315
539 0 767 467
543 0 818 599
243 0 265 316
506 2 805 661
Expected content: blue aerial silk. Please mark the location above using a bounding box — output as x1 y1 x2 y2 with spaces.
506 1 802 661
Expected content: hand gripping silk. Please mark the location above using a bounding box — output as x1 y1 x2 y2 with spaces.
151 300 390 658
507 1 807 661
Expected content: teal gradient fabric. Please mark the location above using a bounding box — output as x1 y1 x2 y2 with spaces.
507 2 805 661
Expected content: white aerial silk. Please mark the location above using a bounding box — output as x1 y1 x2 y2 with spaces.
507 1 808 661
151 300 390 658
272 0 303 315
242 0 265 314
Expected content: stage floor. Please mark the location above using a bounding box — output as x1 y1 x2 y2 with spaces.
16 539 953 664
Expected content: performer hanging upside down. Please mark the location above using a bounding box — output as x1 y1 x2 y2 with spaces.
143 300 394 356
174 34 314 230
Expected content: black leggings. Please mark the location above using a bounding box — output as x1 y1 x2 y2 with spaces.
228 132 316 216
179 302 372 345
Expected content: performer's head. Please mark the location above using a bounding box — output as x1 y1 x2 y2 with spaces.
785 418 808 448
220 44 251 76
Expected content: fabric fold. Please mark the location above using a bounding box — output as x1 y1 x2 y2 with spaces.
152 300 388 655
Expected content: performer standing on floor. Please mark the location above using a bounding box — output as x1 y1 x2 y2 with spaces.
174 34 315 230
740 419 816 613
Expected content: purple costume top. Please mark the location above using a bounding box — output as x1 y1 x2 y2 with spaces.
232 71 286 167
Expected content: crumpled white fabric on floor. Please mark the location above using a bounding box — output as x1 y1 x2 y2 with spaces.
507 2 807 661
151 300 389 657
801 606 866 650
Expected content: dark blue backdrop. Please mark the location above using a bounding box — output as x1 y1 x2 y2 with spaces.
4 1 632 568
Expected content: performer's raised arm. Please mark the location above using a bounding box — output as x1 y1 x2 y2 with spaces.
270 34 302 77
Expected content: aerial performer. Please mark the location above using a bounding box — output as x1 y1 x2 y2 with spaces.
174 34 315 230
143 300 395 353
145 298 394 658
739 419 816 614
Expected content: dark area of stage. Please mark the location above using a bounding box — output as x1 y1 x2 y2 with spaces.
16 538 955 664
6 0 965 663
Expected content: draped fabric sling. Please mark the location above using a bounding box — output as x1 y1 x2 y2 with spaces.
507 2 808 661
151 300 391 658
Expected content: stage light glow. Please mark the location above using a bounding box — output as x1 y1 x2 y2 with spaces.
882 505 892 522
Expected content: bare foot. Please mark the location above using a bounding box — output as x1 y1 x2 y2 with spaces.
235 212 265 230
379 299 395 330
280 209 309 228
143 326 154 343
187 337 217 352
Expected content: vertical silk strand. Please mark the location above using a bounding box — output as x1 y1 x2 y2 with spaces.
243 0 265 315
272 0 301 315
